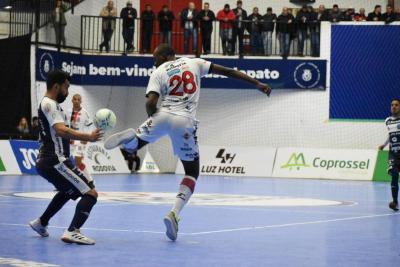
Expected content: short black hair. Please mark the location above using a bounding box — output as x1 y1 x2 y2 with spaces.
333 4 338 8
375 5 381 9
46 70 71 90
32 116 38 121
156 43 175 57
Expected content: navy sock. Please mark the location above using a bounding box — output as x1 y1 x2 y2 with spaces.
40 192 70 226
391 172 399 204
68 194 97 231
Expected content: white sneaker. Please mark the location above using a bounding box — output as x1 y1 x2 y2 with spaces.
29 218 49 237
104 128 136 150
163 211 179 241
61 229 95 245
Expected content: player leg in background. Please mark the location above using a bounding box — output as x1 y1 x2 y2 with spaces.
389 159 399 211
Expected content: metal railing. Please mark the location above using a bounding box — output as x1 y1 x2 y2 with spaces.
81 16 321 57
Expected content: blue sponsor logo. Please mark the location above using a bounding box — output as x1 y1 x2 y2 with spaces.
10 140 40 175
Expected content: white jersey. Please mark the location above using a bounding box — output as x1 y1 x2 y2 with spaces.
68 107 92 146
146 57 212 119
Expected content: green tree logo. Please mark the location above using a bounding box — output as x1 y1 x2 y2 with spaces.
281 153 310 170
0 156 6 172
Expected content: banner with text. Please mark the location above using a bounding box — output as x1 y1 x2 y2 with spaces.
272 148 377 180
10 140 40 175
0 141 22 175
84 142 130 174
36 48 326 90
176 146 276 177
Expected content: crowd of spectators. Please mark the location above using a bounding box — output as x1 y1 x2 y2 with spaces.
14 117 39 140
55 1 400 58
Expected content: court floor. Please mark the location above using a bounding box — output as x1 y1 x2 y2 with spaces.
0 174 399 267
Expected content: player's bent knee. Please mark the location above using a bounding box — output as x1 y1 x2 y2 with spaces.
86 189 98 199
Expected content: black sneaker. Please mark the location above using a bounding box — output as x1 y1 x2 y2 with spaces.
389 201 399 211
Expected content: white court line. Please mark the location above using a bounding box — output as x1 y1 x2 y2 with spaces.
134 212 400 236
0 222 131 232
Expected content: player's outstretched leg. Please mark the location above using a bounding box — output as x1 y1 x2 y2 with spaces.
164 160 199 241
104 128 137 150
29 191 70 237
389 171 399 211
61 190 98 245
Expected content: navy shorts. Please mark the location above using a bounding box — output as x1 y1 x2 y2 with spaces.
36 157 94 200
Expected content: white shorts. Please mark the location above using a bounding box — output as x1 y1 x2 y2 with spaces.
70 141 86 158
136 112 199 161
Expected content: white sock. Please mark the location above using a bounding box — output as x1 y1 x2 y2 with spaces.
172 176 197 216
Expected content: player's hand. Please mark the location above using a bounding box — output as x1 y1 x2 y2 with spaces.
256 82 272 96
88 129 103 142
378 144 385 150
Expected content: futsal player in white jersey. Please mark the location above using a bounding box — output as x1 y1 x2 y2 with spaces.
69 94 93 181
104 44 271 241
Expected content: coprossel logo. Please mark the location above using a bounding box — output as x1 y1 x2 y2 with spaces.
281 153 310 171
216 149 236 164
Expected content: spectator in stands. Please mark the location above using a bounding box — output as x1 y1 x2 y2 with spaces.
382 5 396 24
31 116 40 140
120 1 137 54
217 4 235 56
198 2 215 55
296 5 309 57
16 117 29 139
261 7 276 56
396 7 400 21
277 7 294 60
99 1 117 53
232 1 247 57
181 2 199 54
247 7 262 55
317 5 330 21
308 6 320 57
141 4 154 53
330 4 341 22
342 8 355 21
158 5 174 46
368 5 382 21
52 0 67 48
354 8 367 21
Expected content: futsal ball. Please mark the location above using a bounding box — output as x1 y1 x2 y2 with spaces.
94 108 117 131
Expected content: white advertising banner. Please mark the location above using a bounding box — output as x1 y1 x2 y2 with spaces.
85 142 130 174
272 148 377 180
0 141 22 175
176 146 276 177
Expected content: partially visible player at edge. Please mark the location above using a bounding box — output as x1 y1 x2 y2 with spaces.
104 44 271 241
69 94 93 181
379 99 400 211
29 71 102 245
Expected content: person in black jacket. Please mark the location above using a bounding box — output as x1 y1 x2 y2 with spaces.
232 0 247 57
277 7 294 59
329 4 342 22
198 2 215 55
308 6 321 57
141 4 155 53
158 5 175 46
296 5 309 56
181 2 199 54
382 5 396 24
120 1 137 53
367 5 382 21
261 7 276 56
247 7 263 55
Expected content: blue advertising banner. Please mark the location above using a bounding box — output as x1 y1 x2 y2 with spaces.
10 140 40 175
36 48 326 90
330 25 400 120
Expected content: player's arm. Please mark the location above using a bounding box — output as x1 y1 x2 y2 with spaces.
53 123 102 142
146 92 159 117
209 64 272 96
378 137 389 150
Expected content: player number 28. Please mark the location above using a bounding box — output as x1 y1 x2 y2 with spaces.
169 71 197 96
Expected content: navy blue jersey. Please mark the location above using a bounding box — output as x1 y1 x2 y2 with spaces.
37 96 70 161
385 116 400 157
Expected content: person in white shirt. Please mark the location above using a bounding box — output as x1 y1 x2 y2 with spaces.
104 43 271 241
69 94 93 181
